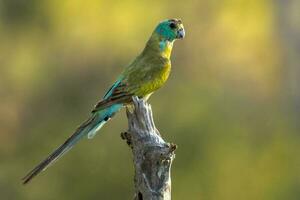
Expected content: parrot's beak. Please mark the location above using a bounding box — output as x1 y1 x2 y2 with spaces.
177 28 185 39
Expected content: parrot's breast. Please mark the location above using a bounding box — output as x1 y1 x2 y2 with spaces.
136 61 171 97
123 33 174 98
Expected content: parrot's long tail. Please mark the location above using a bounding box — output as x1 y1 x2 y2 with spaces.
22 104 122 184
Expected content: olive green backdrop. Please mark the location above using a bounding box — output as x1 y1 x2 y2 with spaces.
1 0 300 199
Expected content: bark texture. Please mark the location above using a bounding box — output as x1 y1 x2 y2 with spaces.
121 97 176 200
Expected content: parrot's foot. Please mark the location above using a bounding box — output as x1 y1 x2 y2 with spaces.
121 131 132 148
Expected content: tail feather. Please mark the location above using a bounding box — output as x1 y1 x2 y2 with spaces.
22 116 98 184
22 104 123 185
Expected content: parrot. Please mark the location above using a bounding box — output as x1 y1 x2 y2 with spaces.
22 18 185 184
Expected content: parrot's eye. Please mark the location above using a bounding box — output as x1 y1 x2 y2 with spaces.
169 22 176 29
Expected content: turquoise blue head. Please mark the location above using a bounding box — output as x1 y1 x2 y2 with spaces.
155 19 185 41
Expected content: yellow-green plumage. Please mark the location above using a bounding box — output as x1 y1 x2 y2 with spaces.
93 18 185 110
22 19 185 184
124 33 173 97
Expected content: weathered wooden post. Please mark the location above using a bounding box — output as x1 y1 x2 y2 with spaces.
121 97 177 200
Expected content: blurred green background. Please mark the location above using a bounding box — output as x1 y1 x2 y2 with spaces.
1 0 300 199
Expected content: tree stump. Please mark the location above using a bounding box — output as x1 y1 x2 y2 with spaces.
121 97 177 200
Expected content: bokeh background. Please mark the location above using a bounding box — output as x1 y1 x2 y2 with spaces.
1 0 300 199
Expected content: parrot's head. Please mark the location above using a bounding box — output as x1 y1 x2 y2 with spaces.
155 18 185 42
